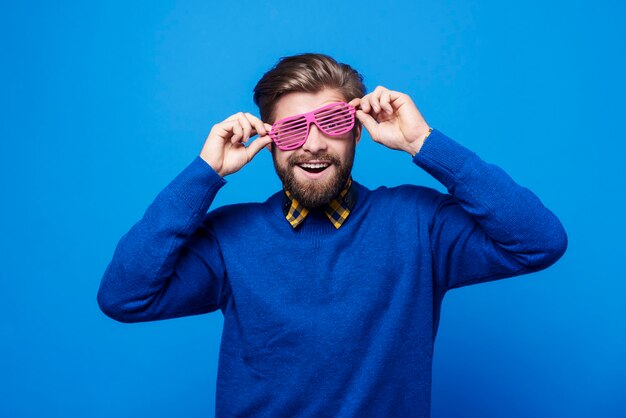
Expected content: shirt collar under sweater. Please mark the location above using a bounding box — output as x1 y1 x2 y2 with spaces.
281 177 357 229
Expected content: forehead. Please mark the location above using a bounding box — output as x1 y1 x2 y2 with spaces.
273 88 346 122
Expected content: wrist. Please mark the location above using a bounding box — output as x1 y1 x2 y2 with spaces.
199 153 226 178
405 127 433 157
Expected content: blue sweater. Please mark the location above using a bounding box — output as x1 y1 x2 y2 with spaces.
97 128 567 417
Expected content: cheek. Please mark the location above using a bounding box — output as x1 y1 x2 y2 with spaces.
334 140 355 162
275 151 293 168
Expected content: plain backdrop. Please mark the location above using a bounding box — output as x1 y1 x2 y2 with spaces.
1 1 625 417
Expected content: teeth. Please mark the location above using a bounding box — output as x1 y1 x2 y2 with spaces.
300 163 330 169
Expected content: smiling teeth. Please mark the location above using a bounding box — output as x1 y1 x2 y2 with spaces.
300 163 330 169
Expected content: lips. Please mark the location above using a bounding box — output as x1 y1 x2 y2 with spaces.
295 160 333 179
297 161 331 173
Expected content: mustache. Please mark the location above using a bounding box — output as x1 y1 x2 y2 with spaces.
288 152 341 166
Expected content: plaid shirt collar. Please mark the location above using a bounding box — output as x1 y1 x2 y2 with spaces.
282 178 357 229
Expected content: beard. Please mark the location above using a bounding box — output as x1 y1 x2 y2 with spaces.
272 144 355 209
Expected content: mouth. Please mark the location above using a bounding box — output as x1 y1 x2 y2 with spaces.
297 161 331 173
294 161 333 179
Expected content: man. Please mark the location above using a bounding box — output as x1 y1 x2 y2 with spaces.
97 53 567 417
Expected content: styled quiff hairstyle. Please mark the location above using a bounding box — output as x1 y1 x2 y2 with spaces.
253 53 366 136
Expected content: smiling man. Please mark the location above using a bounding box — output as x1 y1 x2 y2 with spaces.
97 53 568 417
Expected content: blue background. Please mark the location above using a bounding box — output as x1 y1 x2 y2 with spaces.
2 1 625 417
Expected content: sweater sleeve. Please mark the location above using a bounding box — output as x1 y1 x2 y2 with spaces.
97 156 230 323
413 129 568 292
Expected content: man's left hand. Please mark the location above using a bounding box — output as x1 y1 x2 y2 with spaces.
349 86 431 156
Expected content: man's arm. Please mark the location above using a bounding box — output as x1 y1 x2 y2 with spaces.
414 129 568 291
97 157 229 323
97 112 273 323
352 86 567 292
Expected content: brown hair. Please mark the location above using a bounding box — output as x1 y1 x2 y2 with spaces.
253 53 366 136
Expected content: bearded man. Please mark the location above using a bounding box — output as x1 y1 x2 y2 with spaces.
97 53 567 417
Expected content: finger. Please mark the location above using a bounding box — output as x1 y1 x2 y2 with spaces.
355 109 379 140
370 86 385 113
360 94 371 113
246 134 273 161
231 120 243 143
380 89 393 114
224 112 242 122
237 112 253 143
244 112 267 137
213 119 237 140
389 90 408 106
348 98 361 108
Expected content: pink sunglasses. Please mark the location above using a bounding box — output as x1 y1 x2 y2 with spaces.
268 101 357 151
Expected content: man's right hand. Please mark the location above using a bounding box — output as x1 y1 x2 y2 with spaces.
200 112 273 177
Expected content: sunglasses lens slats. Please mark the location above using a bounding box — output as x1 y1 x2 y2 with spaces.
316 104 354 134
272 117 308 149
276 117 307 130
277 134 307 147
322 120 353 134
275 125 308 140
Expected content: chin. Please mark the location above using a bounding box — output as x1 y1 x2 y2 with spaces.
272 150 354 209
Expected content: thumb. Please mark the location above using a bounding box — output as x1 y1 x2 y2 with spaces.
246 134 273 161
356 110 378 137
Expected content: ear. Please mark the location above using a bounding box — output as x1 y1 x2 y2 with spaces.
354 123 362 145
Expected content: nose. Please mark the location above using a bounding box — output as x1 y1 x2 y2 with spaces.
301 123 328 153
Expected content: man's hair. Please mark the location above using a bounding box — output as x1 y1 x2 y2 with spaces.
253 53 366 137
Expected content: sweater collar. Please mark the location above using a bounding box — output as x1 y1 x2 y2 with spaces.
281 177 357 229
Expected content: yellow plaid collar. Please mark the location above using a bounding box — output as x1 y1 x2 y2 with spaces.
282 178 357 229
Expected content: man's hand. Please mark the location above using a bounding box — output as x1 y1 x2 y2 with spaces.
200 112 273 177
349 86 431 156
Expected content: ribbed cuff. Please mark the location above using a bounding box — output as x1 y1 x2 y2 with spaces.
167 156 227 214
412 128 476 188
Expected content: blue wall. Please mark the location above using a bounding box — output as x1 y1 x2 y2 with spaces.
1 1 624 417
